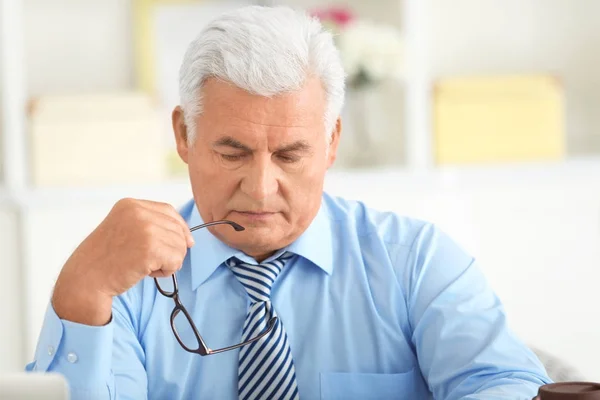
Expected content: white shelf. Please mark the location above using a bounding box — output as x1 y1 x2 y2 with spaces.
0 157 596 209
333 156 600 187
12 179 192 208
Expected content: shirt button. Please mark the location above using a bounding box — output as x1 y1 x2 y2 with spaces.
66 352 78 364
47 345 54 356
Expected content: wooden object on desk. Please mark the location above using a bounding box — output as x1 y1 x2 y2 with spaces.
28 92 167 186
433 74 565 164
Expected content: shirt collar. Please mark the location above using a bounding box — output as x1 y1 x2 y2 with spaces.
186 197 333 291
187 203 244 291
284 199 333 275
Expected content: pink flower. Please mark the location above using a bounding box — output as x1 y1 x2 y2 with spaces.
310 6 355 28
328 7 354 27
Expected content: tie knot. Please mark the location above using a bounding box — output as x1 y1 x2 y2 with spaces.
227 252 294 303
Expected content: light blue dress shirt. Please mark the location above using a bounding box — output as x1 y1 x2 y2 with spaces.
26 193 551 399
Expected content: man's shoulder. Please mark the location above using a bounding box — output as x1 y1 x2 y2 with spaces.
323 193 473 277
322 192 432 248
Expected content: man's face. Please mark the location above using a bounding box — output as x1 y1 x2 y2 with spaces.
173 77 341 261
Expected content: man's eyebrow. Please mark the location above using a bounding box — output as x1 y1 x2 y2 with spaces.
212 136 252 152
275 140 313 153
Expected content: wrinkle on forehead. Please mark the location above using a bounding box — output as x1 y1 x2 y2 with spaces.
199 77 326 129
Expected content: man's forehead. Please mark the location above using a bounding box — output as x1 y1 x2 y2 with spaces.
201 77 326 114
200 98 324 135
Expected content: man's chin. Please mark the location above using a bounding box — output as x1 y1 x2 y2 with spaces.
225 231 283 258
232 231 276 248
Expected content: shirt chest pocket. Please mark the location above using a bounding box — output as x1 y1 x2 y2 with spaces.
319 369 416 400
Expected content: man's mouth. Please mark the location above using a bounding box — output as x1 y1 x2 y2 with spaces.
233 210 277 221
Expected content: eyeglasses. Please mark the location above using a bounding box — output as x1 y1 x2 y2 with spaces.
153 219 278 356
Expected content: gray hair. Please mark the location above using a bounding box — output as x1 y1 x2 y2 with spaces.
178 5 346 144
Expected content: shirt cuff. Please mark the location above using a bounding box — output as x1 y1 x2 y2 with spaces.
33 302 114 386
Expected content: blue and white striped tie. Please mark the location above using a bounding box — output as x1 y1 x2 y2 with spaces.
227 252 300 400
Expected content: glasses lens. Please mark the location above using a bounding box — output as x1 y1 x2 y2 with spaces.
172 309 200 351
155 275 176 296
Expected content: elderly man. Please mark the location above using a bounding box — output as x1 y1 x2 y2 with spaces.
26 5 551 400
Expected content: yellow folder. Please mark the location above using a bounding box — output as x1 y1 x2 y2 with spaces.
28 92 167 186
433 74 565 164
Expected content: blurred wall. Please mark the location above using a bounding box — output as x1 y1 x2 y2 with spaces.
0 1 24 374
0 202 24 373
0 1 4 178
23 0 134 96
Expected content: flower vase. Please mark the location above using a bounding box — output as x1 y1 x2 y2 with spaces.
339 87 389 168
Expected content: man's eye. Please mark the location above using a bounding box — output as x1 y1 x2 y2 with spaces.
276 154 299 163
221 154 244 161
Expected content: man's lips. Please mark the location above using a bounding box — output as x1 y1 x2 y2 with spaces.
235 211 276 214
232 209 277 214
232 210 278 220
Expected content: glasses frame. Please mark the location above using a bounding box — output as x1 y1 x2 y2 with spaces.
154 219 278 356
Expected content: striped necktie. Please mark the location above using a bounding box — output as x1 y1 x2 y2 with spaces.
227 251 300 400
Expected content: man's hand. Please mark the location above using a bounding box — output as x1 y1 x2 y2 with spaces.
52 198 195 326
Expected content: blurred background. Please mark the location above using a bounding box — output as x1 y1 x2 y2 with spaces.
1 0 599 383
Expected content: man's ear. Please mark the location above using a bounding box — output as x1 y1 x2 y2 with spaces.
326 117 342 168
172 106 189 164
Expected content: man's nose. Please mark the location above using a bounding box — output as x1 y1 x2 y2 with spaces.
240 157 279 201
